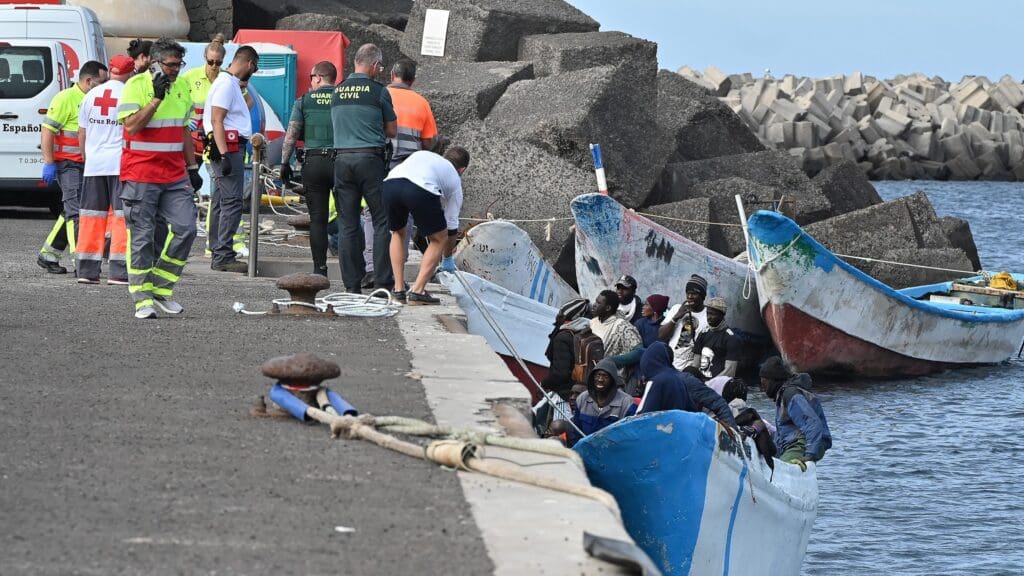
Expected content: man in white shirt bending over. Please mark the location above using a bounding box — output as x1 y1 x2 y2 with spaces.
382 147 470 305
205 45 258 273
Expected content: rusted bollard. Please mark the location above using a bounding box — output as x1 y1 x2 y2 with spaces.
273 272 331 314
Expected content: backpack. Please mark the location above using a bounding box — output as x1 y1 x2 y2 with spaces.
566 330 605 385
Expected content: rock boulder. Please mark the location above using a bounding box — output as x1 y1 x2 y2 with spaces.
690 177 781 256
641 197 714 250
940 216 982 271
810 159 883 217
277 14 408 79
518 31 655 77
416 61 534 138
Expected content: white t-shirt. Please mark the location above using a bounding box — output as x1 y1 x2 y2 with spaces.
78 80 125 176
661 304 708 371
385 150 463 231
616 297 638 321
204 73 251 138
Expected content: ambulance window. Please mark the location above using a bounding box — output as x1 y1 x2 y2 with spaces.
0 46 54 99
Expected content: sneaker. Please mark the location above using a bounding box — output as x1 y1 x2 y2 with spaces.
77 277 100 284
107 277 130 285
153 297 184 315
406 290 440 305
36 256 67 274
212 260 248 273
134 305 157 319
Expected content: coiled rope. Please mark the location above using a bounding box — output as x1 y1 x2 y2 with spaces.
233 289 402 318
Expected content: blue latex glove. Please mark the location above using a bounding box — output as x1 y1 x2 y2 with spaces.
439 255 456 273
41 163 57 184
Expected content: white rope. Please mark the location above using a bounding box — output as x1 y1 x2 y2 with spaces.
635 211 745 228
233 289 402 318
833 253 982 276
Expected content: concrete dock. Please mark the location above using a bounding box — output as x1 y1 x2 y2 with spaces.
0 209 631 574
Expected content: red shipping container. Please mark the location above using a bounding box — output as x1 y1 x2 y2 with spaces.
232 29 350 97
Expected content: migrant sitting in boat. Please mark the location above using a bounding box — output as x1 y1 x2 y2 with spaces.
569 358 637 443
760 357 833 471
589 290 644 396
691 296 741 379
633 294 669 348
614 275 643 323
658 274 709 371
636 342 737 428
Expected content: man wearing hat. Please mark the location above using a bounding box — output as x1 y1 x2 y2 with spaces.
691 296 741 378
75 55 141 284
759 357 832 471
634 294 669 347
659 273 709 371
614 275 642 323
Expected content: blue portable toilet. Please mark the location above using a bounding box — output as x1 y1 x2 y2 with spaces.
241 42 297 131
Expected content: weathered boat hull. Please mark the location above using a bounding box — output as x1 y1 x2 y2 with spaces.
455 220 579 308
748 210 1024 377
571 193 766 338
576 411 817 576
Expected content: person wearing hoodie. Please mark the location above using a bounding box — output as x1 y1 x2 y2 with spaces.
541 298 594 400
572 358 638 439
637 342 737 428
760 356 832 471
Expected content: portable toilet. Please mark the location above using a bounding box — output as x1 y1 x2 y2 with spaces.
242 42 296 130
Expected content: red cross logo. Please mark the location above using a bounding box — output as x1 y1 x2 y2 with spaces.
95 89 118 117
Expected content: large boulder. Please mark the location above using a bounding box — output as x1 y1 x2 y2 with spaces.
401 0 598 62
455 126 594 264
940 216 982 271
518 31 655 77
277 14 408 79
652 150 832 224
415 60 534 138
810 159 883 216
690 177 781 256
234 0 411 32
486 65 657 208
655 70 764 165
640 197 714 249
860 248 976 288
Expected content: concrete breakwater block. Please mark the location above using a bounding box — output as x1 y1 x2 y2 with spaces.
416 60 534 137
486 65 657 208
652 150 832 225
400 0 598 62
861 248 976 288
810 159 883 217
691 177 778 257
234 0 412 32
277 13 408 79
518 31 656 78
940 216 982 271
641 197 714 251
455 126 593 265
654 71 764 167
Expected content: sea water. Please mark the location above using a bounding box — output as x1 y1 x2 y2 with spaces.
753 181 1024 575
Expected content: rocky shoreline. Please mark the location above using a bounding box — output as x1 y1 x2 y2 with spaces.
679 66 1024 182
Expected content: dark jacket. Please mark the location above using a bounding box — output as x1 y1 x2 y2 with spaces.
774 373 832 461
633 315 663 348
572 358 638 437
637 342 737 428
541 317 590 396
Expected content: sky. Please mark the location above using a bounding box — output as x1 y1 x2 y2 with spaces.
568 0 1023 81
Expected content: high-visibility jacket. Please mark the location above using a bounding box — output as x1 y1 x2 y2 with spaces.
117 71 192 184
387 83 437 163
181 66 223 133
42 85 87 163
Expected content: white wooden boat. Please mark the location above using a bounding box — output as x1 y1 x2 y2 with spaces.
454 220 579 308
572 193 766 338
576 410 817 576
747 209 1024 377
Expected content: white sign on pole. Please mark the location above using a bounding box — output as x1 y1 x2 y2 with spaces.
420 9 450 57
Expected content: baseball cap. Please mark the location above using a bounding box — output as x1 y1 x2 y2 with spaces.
615 275 637 290
109 54 135 75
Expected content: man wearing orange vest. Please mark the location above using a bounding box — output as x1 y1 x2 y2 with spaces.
76 55 135 284
118 37 203 319
37 61 108 274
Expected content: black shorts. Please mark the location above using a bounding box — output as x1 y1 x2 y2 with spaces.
382 177 447 236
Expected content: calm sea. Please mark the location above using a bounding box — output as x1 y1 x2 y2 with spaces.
762 181 1024 575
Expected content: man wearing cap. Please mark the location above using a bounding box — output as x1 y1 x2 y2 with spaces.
691 296 741 378
614 275 643 323
659 274 709 371
75 55 138 284
634 294 669 348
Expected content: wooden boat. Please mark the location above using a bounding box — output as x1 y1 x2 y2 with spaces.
454 220 579 308
575 411 817 576
440 271 553 398
747 209 1024 377
572 193 766 339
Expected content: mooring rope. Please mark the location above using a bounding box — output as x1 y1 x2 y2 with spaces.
233 289 402 318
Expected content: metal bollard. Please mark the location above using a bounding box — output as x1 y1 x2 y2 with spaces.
248 133 266 278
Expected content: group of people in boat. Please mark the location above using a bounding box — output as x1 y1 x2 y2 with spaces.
541 273 832 471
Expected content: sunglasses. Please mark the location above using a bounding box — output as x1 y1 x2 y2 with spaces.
206 59 223 67
309 73 321 80
160 60 184 69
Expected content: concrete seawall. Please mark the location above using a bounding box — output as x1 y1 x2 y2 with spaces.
679 66 1024 181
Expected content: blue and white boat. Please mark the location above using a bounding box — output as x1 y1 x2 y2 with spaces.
575 411 818 576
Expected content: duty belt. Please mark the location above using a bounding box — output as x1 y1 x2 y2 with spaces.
334 147 385 155
305 148 334 157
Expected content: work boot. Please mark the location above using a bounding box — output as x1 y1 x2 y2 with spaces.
406 290 440 305
76 277 100 285
212 260 248 273
153 297 184 315
36 256 67 274
134 305 157 319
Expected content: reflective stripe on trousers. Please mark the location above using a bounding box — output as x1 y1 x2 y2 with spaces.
77 176 127 280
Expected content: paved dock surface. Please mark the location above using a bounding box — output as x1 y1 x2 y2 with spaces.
0 209 494 575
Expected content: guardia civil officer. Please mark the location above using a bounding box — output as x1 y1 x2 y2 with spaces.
281 61 338 277
330 43 397 293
